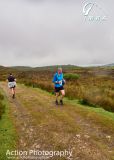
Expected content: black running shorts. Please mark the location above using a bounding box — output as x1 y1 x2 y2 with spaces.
55 86 64 92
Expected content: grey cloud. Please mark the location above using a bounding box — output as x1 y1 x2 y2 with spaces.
0 0 113 66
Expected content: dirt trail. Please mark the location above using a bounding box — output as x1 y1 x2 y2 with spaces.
0 82 114 160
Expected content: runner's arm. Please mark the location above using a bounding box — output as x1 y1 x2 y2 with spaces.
52 74 59 84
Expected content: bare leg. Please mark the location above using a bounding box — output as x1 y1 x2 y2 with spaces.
11 88 15 98
13 88 15 96
60 90 65 105
56 92 59 101
60 90 65 100
55 92 59 105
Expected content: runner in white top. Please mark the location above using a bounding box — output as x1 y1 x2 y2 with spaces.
7 73 16 99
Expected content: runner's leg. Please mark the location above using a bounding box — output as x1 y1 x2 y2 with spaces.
60 90 65 105
55 92 59 104
60 90 65 99
11 87 15 98
13 88 15 98
13 87 15 95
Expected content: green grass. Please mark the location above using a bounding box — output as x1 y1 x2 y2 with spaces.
25 84 114 133
64 73 80 80
0 89 17 160
24 83 114 122
0 91 5 119
27 84 114 119
2 83 113 159
67 99 114 120
65 98 114 133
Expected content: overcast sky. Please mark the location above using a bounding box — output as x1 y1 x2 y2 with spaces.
0 0 113 67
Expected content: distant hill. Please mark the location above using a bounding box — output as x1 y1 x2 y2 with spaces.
104 63 114 67
8 65 81 72
0 65 6 69
10 66 33 71
0 65 81 73
34 65 81 71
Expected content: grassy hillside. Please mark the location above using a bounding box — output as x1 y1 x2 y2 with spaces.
0 88 17 159
19 67 114 112
0 65 114 112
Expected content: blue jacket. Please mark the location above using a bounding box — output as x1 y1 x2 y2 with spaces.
53 72 64 87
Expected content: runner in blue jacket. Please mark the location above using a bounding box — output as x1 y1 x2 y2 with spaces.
53 68 65 105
